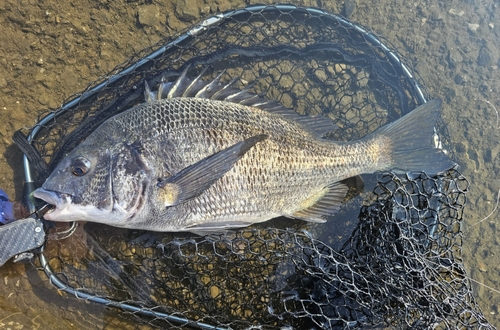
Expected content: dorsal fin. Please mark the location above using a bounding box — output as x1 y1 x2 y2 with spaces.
145 67 337 137
166 65 193 98
183 66 210 97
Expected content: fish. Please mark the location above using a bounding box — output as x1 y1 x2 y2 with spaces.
33 67 455 233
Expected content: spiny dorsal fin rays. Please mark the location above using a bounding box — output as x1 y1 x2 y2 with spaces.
194 69 227 99
145 67 338 137
183 66 210 97
166 65 191 99
211 77 241 100
158 134 269 207
157 75 171 99
144 81 155 103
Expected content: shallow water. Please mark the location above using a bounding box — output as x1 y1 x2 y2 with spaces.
0 0 499 328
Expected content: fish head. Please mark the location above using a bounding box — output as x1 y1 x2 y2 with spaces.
33 140 150 226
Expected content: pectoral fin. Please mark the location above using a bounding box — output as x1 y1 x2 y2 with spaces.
158 134 268 206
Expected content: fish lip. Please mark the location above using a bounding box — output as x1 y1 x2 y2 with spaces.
32 188 71 220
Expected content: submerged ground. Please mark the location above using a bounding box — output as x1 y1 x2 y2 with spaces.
0 0 499 328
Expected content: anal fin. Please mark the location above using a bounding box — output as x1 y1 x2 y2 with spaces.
292 181 350 222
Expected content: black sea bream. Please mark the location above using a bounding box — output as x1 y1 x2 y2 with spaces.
33 68 455 233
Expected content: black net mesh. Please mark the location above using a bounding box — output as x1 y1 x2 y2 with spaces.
17 4 494 329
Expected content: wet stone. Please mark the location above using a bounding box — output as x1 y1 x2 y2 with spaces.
448 48 463 68
137 5 160 27
454 73 466 85
90 8 112 25
468 23 480 33
38 91 51 106
427 30 440 42
175 0 198 22
477 46 492 67
449 8 464 16
429 10 443 21
489 178 500 196
342 0 356 18
59 67 78 88
483 148 493 163
455 142 467 153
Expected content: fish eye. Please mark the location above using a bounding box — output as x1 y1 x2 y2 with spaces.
70 157 91 177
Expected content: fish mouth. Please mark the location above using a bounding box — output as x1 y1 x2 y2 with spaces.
32 188 72 221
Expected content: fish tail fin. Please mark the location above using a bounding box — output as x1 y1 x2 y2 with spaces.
372 99 456 175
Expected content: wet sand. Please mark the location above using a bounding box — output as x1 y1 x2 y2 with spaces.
0 0 499 328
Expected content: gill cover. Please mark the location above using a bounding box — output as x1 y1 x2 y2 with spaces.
109 141 151 221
